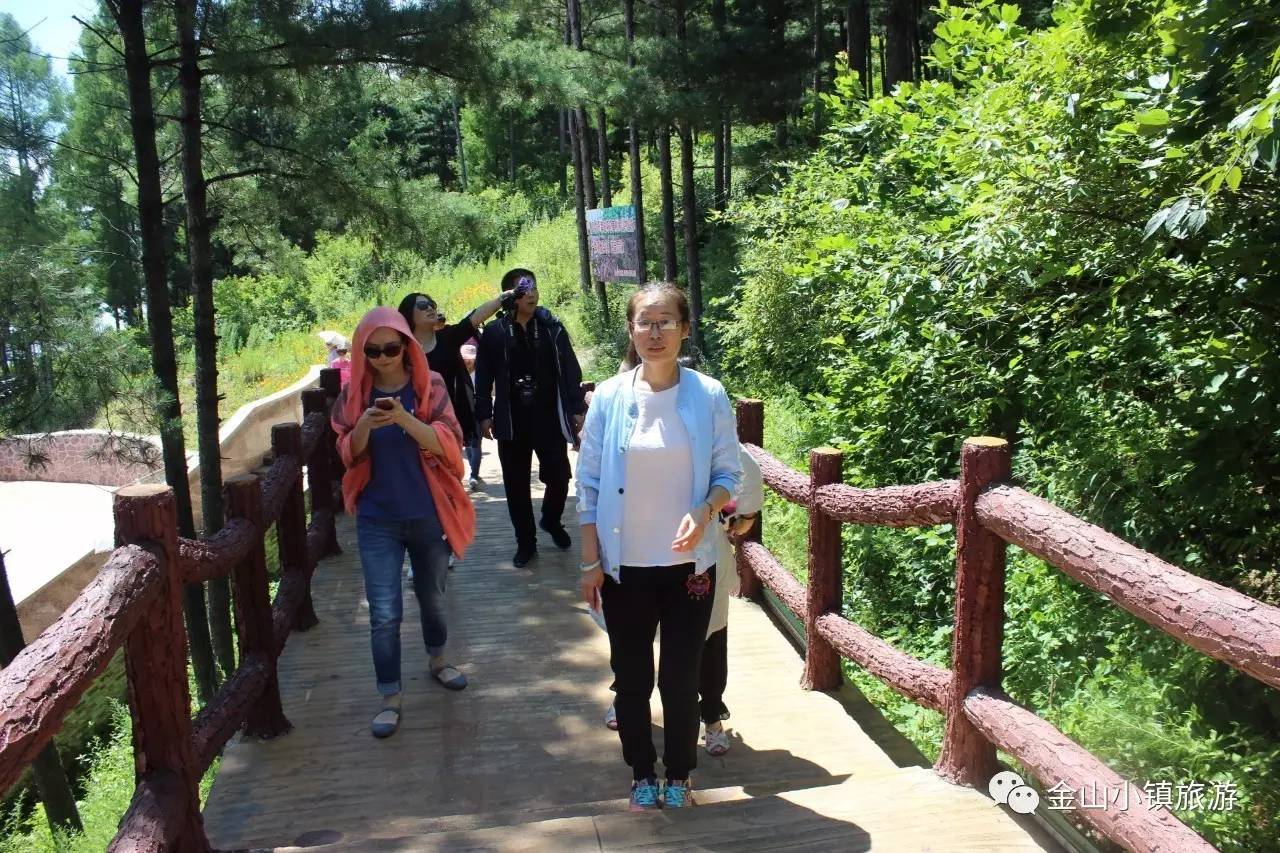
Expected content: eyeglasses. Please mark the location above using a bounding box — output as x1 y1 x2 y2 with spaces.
363 342 404 360
631 318 680 334
415 298 437 312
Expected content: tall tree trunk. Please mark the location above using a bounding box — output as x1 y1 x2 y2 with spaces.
557 109 567 197
115 0 218 705
775 118 788 148
813 0 824 134
723 117 732 201
576 107 597 209
177 0 236 682
884 0 915 90
677 120 703 355
712 124 724 211
847 0 871 96
913 0 924 82
879 35 889 95
625 0 646 283
657 125 678 281
568 104 592 296
674 0 702 350
0 552 82 834
712 0 726 211
629 124 647 283
567 0 597 209
508 122 516 183
454 97 468 191
596 107 611 207
560 13 570 198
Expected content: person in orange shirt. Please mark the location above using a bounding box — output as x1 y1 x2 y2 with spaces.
330 307 477 738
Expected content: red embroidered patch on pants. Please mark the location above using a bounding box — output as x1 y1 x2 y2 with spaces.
686 572 712 600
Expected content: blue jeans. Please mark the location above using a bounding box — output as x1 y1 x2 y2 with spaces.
467 436 482 479
357 516 451 696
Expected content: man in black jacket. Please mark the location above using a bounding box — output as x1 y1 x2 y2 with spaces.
475 269 587 567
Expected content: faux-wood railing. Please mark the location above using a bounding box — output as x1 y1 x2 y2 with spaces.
733 398 1280 853
0 369 345 852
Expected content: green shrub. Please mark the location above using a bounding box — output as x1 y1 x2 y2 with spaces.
720 3 1280 846
0 702 134 853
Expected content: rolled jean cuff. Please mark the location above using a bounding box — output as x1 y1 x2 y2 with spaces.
377 680 401 697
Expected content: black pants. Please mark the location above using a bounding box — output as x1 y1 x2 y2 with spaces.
700 627 729 725
609 627 729 724
602 563 715 781
496 429 570 550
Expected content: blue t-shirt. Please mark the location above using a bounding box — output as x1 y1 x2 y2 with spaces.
357 383 443 533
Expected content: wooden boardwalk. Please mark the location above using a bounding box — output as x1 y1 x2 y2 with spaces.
202 442 1061 852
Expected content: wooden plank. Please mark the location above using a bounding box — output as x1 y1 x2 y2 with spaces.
202 441 1057 852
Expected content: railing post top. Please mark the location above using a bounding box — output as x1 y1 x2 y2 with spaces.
272 421 303 452
115 484 172 500
224 473 261 498
961 436 1012 482
809 447 843 486
224 474 263 528
301 387 329 413
113 484 177 551
319 367 341 395
736 399 764 444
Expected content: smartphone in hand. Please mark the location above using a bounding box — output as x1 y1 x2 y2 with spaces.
374 398 394 411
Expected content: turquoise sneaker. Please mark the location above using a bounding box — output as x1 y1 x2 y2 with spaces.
629 778 660 812
663 779 693 808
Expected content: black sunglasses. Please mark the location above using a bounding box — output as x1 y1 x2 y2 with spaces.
415 298 437 312
363 342 404 360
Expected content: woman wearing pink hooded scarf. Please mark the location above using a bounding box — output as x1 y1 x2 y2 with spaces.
331 307 477 738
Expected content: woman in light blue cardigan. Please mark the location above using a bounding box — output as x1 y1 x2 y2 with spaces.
577 282 742 812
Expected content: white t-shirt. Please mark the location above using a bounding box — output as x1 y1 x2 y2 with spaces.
620 383 694 567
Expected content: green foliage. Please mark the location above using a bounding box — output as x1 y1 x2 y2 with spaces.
0 694 223 853
211 185 534 355
722 1 1280 848
0 242 150 436
0 701 133 853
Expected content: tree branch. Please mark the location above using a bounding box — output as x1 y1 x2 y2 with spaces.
205 166 300 186
73 16 126 61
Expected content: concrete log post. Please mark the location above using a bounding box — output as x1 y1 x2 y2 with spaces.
302 388 340 557
272 424 318 633
935 437 1011 788
318 367 346 501
735 400 764 599
112 485 208 851
802 448 843 691
225 476 291 739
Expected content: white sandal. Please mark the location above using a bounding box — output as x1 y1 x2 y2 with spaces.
432 664 468 690
371 704 400 738
704 723 731 756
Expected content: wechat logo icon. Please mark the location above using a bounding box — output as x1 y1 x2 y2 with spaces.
990 771 1040 815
